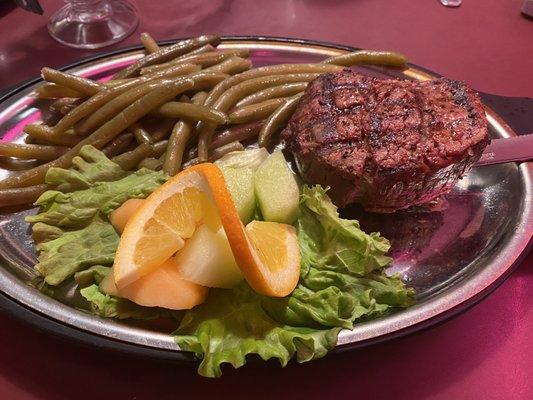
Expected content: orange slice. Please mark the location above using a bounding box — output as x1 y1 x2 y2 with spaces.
234 220 300 297
113 162 300 298
113 164 223 288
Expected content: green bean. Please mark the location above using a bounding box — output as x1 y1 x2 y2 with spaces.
152 102 228 124
187 71 229 90
213 121 263 148
24 124 85 147
0 184 50 207
0 157 41 171
35 83 84 99
46 63 201 137
197 73 322 160
75 79 175 135
323 50 407 67
202 63 342 108
0 80 193 189
42 111 62 127
258 93 303 148
103 63 200 93
163 91 206 176
140 32 160 53
0 143 68 161
131 122 152 144
229 97 288 124
146 118 177 142
190 91 208 105
23 134 48 146
74 64 204 136
41 68 103 95
112 35 220 79
163 121 191 175
184 141 245 168
215 73 320 107
202 56 252 75
103 79 134 87
48 90 122 136
141 62 202 79
140 49 250 75
49 98 80 114
209 141 244 161
138 157 163 170
112 140 168 170
186 121 262 160
102 132 135 157
151 140 168 158
180 44 216 57
59 100 82 115
237 82 308 107
139 44 216 75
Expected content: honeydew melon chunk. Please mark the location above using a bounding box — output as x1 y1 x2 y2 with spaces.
173 224 243 289
254 150 299 224
219 166 255 224
215 148 269 170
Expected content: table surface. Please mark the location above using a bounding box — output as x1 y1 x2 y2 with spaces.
0 0 532 399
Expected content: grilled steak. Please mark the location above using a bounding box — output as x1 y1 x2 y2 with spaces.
282 70 490 212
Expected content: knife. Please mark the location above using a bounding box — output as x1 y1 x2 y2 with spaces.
475 134 533 167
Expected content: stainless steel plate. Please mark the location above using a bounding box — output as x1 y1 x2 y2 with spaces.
0 37 531 357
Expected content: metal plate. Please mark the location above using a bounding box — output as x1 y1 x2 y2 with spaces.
0 37 531 358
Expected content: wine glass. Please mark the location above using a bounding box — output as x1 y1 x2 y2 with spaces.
47 0 139 49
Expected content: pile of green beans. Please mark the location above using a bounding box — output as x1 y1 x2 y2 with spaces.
0 33 407 206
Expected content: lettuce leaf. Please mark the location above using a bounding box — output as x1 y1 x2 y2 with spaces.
175 284 340 377
263 186 413 329
27 145 167 285
34 219 119 285
45 145 125 192
175 185 414 377
27 159 166 228
297 185 392 277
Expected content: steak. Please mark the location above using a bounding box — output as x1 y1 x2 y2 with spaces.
282 70 490 212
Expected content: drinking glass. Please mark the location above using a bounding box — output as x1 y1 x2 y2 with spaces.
47 0 139 49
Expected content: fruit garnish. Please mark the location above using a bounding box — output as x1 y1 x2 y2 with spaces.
219 166 255 224
254 150 299 224
109 198 145 234
113 163 224 289
174 224 243 288
101 259 208 310
113 162 300 297
232 220 300 297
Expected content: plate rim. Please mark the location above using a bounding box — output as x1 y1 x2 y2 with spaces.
0 36 531 359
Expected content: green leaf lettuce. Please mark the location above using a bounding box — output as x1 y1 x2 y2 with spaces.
27 145 167 285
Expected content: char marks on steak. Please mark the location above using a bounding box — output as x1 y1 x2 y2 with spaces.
282 70 490 212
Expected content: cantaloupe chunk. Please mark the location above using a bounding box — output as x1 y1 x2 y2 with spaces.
109 198 145 233
100 259 208 310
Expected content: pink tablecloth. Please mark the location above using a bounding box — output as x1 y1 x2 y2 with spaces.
0 1 532 399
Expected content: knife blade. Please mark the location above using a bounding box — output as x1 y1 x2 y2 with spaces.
475 134 533 167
